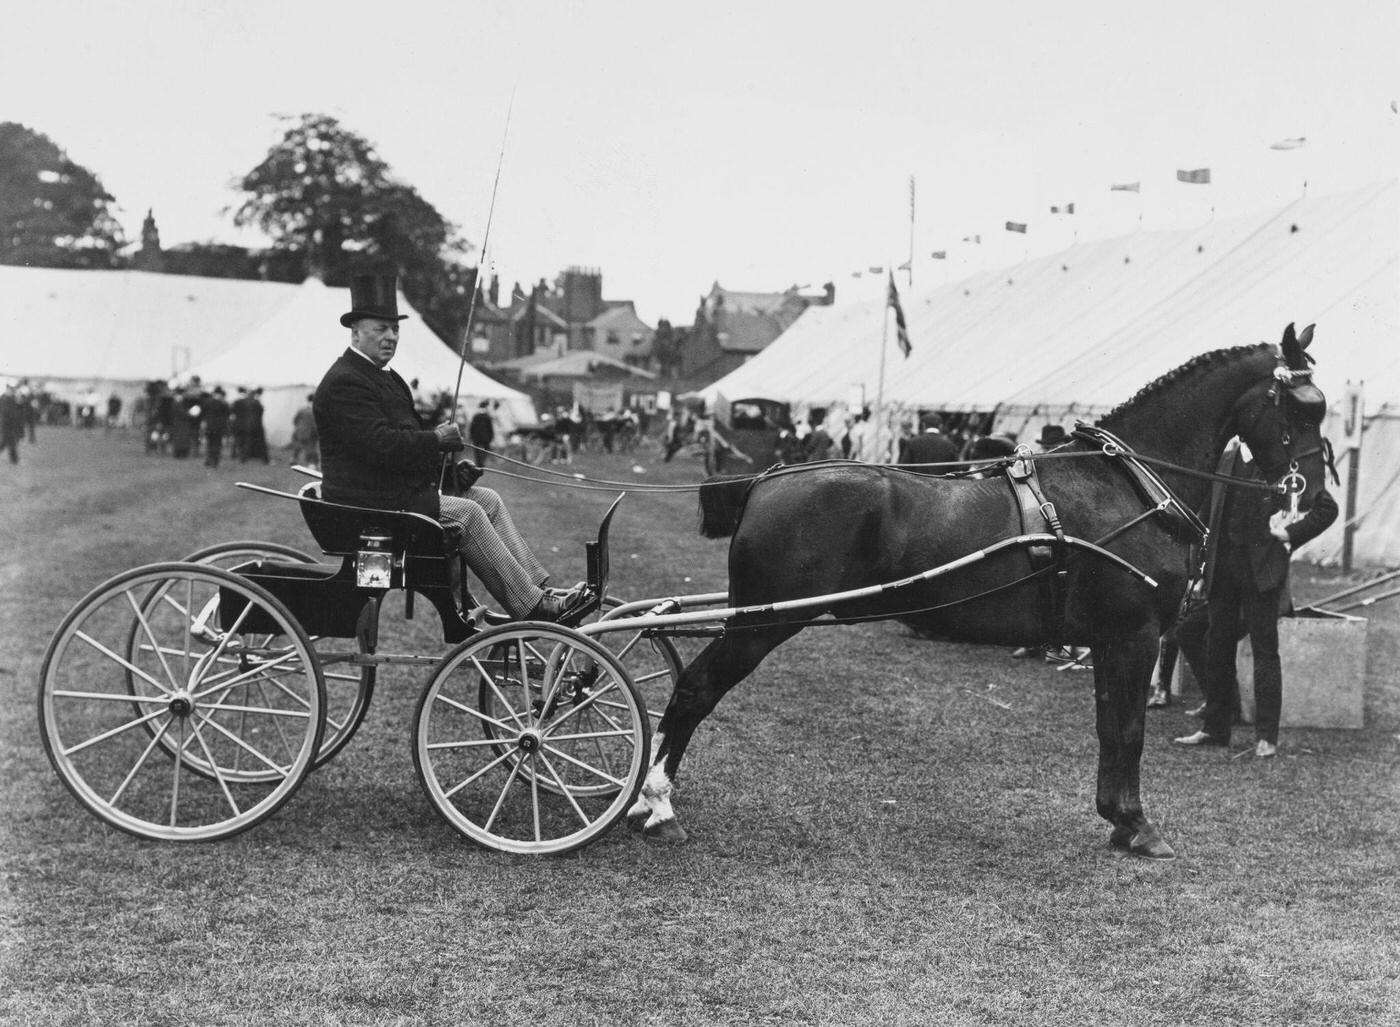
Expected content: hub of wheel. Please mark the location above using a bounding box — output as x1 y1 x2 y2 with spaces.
167 691 194 718
516 729 542 755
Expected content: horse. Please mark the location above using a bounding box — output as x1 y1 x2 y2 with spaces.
628 324 1332 860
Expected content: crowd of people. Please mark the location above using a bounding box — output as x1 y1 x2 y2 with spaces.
136 378 272 467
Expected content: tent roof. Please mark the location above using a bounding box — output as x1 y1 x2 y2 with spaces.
0 267 301 383
186 278 528 401
704 179 1399 417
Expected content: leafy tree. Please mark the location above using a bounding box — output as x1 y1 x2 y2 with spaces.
0 122 126 268
231 113 476 341
651 318 683 378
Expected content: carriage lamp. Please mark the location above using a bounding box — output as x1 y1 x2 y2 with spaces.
356 533 395 589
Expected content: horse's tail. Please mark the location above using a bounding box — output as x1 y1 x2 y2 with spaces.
697 474 755 538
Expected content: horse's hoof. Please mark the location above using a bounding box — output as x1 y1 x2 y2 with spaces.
642 817 688 845
1110 825 1176 861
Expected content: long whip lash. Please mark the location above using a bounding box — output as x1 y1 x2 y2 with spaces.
449 88 515 427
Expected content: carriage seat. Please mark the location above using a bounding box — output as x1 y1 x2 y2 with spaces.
295 482 450 560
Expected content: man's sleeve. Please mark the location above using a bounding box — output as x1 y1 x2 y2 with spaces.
320 372 439 472
1287 488 1339 550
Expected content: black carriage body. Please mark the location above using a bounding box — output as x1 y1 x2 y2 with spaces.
216 486 471 643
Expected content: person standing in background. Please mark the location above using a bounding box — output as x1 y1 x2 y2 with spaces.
291 393 319 467
468 400 496 467
203 387 230 468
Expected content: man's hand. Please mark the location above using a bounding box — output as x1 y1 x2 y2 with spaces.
455 459 484 492
435 422 465 451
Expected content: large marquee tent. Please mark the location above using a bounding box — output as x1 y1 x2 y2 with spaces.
0 268 534 446
704 179 1399 565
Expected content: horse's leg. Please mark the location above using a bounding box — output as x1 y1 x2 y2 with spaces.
1092 628 1176 860
1146 633 1179 707
628 623 799 843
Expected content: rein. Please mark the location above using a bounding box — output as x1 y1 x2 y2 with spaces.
477 433 1287 496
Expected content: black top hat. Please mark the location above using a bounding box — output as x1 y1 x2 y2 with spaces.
341 273 410 327
1037 424 1068 447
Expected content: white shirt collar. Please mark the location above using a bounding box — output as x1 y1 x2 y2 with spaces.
348 345 391 371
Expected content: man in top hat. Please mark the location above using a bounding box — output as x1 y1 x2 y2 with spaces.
313 273 587 622
1036 424 1068 449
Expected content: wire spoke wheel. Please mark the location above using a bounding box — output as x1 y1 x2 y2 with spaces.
181 541 374 768
413 623 649 855
39 562 325 842
593 595 683 734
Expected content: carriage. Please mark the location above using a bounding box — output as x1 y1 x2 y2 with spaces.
40 326 1333 861
36 478 689 855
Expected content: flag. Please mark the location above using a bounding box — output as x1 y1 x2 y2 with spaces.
1050 203 1076 214
868 265 884 274
930 250 947 259
1177 168 1211 184
1270 137 1307 150
851 270 864 278
896 259 911 270
887 273 911 358
1110 182 1140 192
962 234 981 244
1005 221 1027 233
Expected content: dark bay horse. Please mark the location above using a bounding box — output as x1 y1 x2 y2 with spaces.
629 325 1331 859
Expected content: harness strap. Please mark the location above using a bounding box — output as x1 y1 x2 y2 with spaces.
1072 423 1209 544
1005 450 1070 646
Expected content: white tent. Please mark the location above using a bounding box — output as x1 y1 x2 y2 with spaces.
704 179 1400 565
0 267 535 446
0 266 302 417
188 278 535 445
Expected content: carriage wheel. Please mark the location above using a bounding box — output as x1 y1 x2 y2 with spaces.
178 541 375 768
471 596 675 799
593 595 682 734
413 622 649 854
39 563 325 841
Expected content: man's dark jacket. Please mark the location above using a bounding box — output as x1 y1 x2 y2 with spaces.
899 430 959 467
1202 443 1338 597
313 349 441 517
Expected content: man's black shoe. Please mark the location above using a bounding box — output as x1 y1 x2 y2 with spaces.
526 584 591 623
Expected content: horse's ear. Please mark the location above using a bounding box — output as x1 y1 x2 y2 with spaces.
1281 322 1297 348
1299 323 1315 350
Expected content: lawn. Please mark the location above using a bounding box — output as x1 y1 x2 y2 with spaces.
2 428 1397 1026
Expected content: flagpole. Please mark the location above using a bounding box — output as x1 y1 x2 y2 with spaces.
874 284 891 464
907 175 916 289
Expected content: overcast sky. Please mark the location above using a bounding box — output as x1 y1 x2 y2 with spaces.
4 0 1395 324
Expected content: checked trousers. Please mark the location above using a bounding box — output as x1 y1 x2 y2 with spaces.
438 487 549 618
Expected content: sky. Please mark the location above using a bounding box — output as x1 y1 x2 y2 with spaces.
3 0 1395 326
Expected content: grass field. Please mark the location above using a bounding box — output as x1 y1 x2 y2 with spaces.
2 428 1397 1026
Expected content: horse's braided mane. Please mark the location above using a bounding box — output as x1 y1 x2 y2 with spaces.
1097 342 1272 425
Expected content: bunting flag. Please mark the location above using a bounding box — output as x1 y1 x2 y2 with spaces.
1109 182 1140 192
896 259 911 271
1270 137 1307 150
1050 203 1076 214
962 234 981 244
1005 221 1027 233
868 265 884 274
1176 168 1211 184
851 271 864 278
930 251 947 259
887 273 911 358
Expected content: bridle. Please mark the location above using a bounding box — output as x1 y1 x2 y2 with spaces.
1236 362 1338 501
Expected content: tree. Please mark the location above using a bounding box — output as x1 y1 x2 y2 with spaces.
0 122 126 268
651 318 684 378
231 113 475 341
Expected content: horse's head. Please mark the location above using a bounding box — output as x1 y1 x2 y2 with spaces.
1230 323 1335 511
